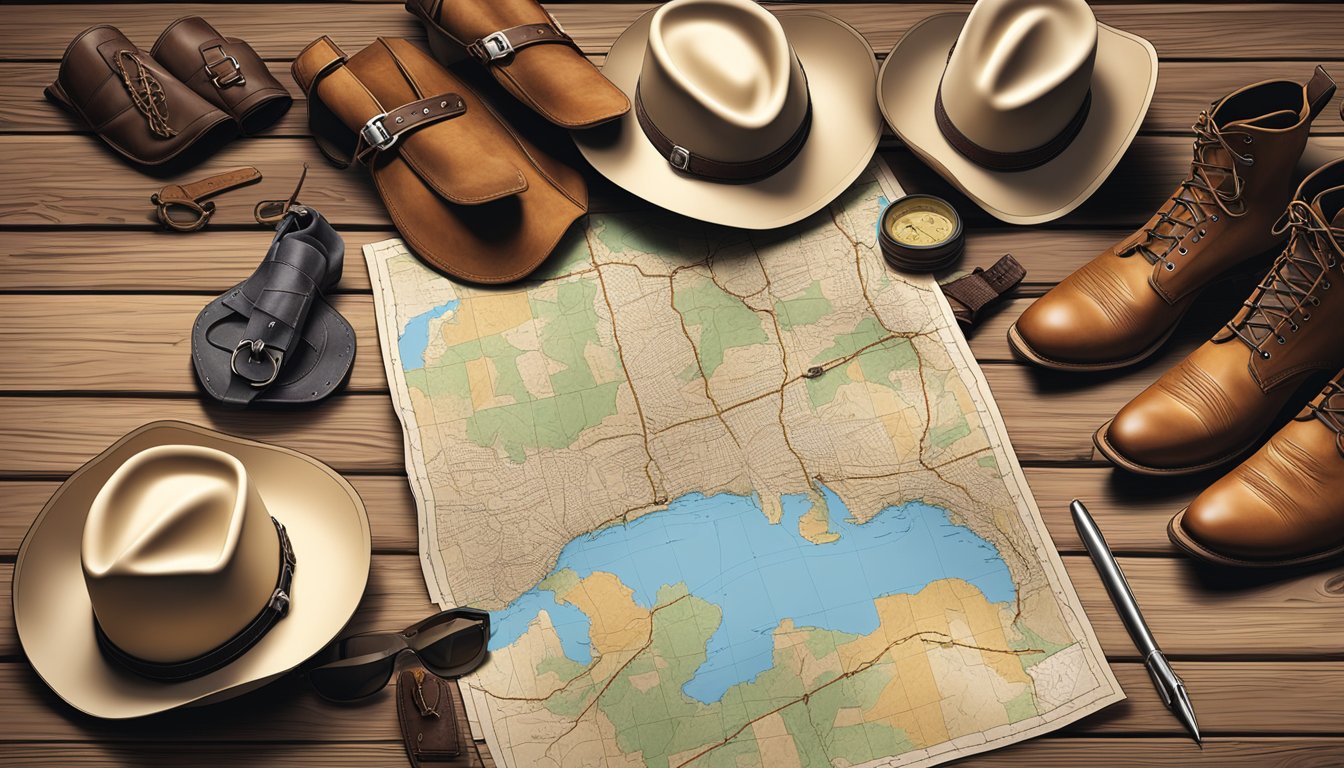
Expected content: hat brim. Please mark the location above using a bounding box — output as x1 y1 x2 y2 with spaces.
12 421 372 719
878 14 1157 225
574 10 882 230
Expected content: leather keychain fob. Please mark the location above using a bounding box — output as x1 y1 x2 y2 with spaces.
153 166 262 231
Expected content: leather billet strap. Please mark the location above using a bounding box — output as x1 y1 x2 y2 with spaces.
151 166 262 232
202 43 246 88
467 23 577 62
634 74 813 183
934 87 1090 173
293 38 467 169
94 516 296 682
940 254 1026 328
1304 65 1337 121
222 207 343 405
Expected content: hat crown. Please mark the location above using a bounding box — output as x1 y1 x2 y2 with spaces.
940 0 1098 153
639 0 809 162
81 445 281 664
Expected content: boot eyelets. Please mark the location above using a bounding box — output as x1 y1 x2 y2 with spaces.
1178 247 1188 255
1211 215 1220 223
1261 351 1272 359
1199 229 1207 236
1277 336 1286 344
1244 136 1254 144
1165 262 1176 271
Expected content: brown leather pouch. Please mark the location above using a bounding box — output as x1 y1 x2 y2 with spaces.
151 17 292 135
406 0 629 128
397 666 480 767
46 25 234 168
292 36 587 284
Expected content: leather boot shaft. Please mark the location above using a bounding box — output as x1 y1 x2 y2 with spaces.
1009 67 1337 371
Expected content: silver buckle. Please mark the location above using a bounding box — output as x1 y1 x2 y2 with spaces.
360 113 397 152
480 31 514 60
230 339 282 388
668 145 691 171
207 54 245 88
268 588 291 616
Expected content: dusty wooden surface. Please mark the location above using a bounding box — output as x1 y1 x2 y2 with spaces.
1 1 1342 766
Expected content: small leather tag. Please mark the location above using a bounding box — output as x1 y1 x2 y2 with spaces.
940 254 1025 329
398 665 477 767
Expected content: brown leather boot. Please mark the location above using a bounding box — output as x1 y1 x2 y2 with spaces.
1095 158 1344 475
1008 67 1336 371
1169 369 1344 567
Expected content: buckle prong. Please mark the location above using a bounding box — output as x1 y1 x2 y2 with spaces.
360 113 397 153
480 31 514 60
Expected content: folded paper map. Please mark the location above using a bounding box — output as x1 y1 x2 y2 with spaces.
366 159 1121 768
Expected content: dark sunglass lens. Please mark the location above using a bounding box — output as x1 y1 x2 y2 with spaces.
340 633 403 659
309 656 396 701
420 624 486 677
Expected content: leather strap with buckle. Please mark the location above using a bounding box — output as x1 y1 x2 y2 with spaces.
344 94 467 166
94 516 297 682
203 44 246 88
633 75 813 183
151 166 263 232
940 254 1026 330
466 23 575 62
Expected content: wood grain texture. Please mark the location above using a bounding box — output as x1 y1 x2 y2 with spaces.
0 739 1342 767
7 60 1343 135
3 4 1342 60
5 136 1344 228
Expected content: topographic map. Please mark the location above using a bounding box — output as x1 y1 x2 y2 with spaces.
366 160 1121 768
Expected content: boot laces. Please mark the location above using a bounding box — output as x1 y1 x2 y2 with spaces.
1228 200 1343 358
1126 111 1254 267
1308 377 1344 455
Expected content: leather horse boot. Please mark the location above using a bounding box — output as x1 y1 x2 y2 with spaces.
191 207 355 407
1095 158 1344 475
1008 67 1336 371
1169 368 1344 567
405 0 630 129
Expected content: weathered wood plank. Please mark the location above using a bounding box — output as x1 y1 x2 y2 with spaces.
0 230 391 293
0 294 385 393
0 738 1342 768
0 467 1202 558
5 136 1341 228
0 395 406 475
6 553 1344 660
2 5 1342 61
7 61 1343 135
1 654 1343 742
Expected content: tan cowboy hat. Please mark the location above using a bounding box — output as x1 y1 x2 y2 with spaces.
12 421 371 719
878 0 1157 225
573 0 881 229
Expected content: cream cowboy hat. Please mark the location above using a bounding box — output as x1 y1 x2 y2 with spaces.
878 0 1158 225
573 0 882 229
12 421 371 719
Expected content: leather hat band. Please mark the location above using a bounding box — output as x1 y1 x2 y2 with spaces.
934 85 1091 173
634 79 813 184
94 516 297 682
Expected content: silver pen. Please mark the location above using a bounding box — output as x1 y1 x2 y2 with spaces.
1070 499 1200 744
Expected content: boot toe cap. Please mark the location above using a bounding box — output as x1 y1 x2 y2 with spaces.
1104 396 1215 470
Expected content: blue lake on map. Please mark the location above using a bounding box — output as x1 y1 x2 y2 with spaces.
398 299 461 369
489 483 1014 705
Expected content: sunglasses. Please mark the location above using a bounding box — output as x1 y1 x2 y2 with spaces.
306 607 489 702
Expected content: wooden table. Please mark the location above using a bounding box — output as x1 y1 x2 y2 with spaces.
2 2 1342 766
